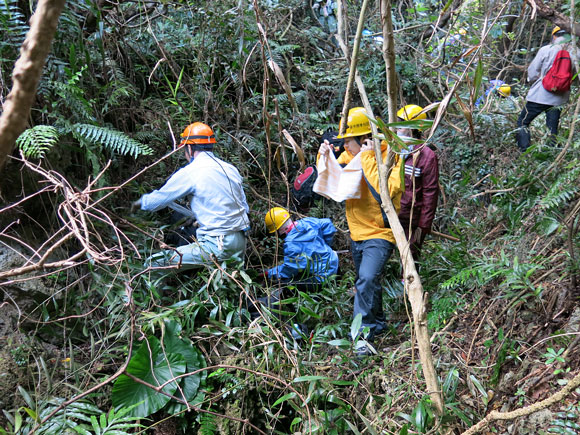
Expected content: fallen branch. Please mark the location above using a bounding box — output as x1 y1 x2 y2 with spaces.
461 370 580 435
431 230 460 242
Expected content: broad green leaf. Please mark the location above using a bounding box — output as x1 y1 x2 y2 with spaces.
293 375 329 383
351 314 363 341
411 401 426 431
330 380 356 386
112 336 186 418
162 320 206 414
299 306 321 319
383 120 434 130
472 60 484 102
344 419 362 435
21 407 37 421
327 339 351 347
272 392 297 408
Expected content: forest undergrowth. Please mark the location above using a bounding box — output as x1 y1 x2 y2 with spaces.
0 0 579 434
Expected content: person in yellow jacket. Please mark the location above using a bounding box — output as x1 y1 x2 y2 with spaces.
319 107 403 356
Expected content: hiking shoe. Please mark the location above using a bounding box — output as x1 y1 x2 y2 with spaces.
354 341 377 358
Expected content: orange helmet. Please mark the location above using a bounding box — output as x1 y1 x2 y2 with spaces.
179 122 217 148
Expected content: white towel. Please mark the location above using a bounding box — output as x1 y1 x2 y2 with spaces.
313 152 363 202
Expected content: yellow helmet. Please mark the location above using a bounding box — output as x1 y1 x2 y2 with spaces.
265 207 290 233
458 28 467 36
498 85 511 97
551 26 561 36
336 107 371 139
397 104 427 121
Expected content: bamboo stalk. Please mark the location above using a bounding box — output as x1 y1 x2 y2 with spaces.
379 0 444 414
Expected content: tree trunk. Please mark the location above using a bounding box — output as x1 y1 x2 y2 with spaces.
0 0 66 173
525 0 580 36
380 0 444 414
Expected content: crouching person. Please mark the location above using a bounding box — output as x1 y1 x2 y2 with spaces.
249 207 338 318
264 207 338 286
132 122 250 273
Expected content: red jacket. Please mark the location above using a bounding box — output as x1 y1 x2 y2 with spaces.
398 145 439 230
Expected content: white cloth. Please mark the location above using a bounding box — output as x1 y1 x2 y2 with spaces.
313 152 362 202
140 152 250 237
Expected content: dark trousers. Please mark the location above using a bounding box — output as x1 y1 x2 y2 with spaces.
399 219 427 261
351 238 395 340
516 101 561 151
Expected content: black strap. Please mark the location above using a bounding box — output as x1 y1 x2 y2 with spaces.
362 173 390 229
184 135 215 140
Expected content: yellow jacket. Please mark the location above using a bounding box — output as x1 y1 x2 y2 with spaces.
337 144 403 243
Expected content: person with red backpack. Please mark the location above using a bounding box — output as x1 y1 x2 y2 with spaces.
516 26 578 152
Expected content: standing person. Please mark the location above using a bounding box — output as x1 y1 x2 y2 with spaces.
132 122 250 271
318 107 404 356
396 105 439 262
516 27 578 151
263 207 339 286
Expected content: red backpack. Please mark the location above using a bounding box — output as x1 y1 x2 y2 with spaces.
542 49 573 93
291 166 320 211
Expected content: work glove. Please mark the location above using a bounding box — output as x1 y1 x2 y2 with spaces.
131 199 142 213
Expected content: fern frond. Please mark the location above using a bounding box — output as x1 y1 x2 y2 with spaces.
132 131 164 143
0 1 27 50
440 267 483 290
101 58 138 108
73 124 153 158
52 80 94 122
198 412 217 435
16 125 59 159
539 166 580 211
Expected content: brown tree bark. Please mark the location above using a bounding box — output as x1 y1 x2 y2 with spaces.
0 0 66 173
525 0 580 35
380 0 444 414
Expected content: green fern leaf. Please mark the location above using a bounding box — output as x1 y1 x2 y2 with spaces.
198 412 217 435
74 124 153 158
0 1 28 49
539 166 580 211
51 80 95 122
16 125 59 158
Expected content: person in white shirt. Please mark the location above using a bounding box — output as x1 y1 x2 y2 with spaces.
132 122 250 271
516 26 579 151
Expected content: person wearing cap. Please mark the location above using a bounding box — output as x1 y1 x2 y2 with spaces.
516 26 579 151
318 107 404 354
263 207 339 286
396 105 439 262
132 122 250 271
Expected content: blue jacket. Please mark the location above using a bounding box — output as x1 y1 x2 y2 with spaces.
267 218 339 283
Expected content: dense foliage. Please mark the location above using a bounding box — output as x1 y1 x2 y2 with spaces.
0 0 579 434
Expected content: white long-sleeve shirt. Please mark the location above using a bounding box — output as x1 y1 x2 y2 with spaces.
140 152 250 237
